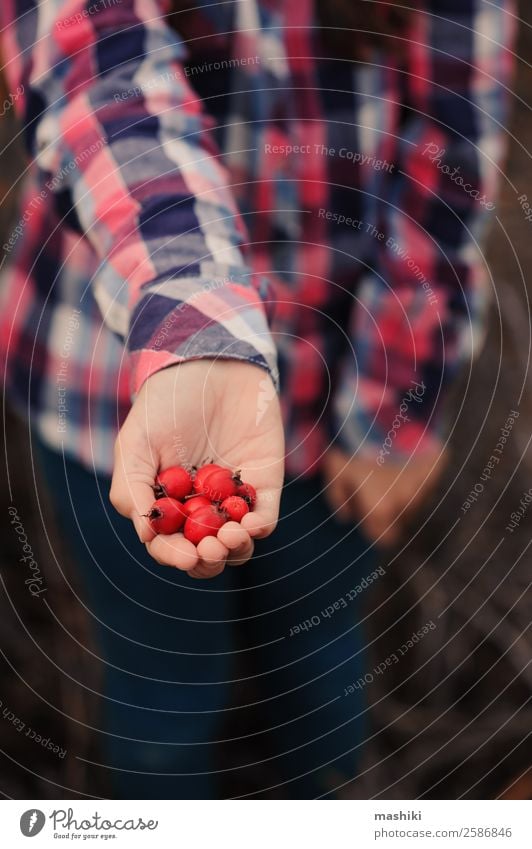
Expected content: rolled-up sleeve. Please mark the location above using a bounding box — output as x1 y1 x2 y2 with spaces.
0 0 278 396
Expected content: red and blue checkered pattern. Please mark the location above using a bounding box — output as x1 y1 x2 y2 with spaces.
0 0 515 475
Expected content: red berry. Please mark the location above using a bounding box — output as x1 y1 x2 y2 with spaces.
181 495 212 518
202 468 238 502
146 497 186 534
155 465 193 500
236 482 257 508
220 495 250 522
184 505 226 545
193 463 225 494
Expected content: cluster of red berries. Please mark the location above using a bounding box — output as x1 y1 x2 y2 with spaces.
145 463 256 545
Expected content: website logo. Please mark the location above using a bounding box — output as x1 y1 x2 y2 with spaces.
20 809 46 837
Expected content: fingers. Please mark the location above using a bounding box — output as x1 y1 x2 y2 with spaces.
217 521 249 550
110 436 157 543
146 533 199 570
130 488 156 543
146 529 245 578
185 524 255 577
322 448 357 524
226 538 254 566
350 482 405 548
323 476 352 524
188 563 225 579
240 487 281 539
352 453 448 548
110 475 155 543
187 540 254 576
357 505 402 548
194 535 229 576
218 521 254 565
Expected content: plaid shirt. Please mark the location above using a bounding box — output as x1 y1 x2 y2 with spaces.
0 0 515 476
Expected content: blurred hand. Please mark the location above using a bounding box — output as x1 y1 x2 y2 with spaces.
110 360 285 578
322 444 447 547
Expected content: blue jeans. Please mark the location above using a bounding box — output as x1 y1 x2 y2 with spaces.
36 442 375 799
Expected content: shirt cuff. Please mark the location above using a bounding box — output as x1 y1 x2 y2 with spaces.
127 271 278 397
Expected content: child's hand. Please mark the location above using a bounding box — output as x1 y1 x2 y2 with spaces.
110 360 285 578
322 445 448 547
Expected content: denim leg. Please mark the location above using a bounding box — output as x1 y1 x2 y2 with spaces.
236 475 376 798
35 441 236 799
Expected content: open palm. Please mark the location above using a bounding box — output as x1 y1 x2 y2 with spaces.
110 360 285 578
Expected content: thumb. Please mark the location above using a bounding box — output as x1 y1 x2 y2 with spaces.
324 476 352 523
240 487 280 539
238 461 284 539
110 432 157 543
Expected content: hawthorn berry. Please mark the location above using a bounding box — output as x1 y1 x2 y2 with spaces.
236 482 257 508
184 505 226 545
155 465 193 500
192 463 225 494
202 468 238 502
220 495 249 522
146 497 186 534
181 495 212 518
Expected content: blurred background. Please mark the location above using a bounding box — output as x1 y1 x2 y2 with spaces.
0 2 531 800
